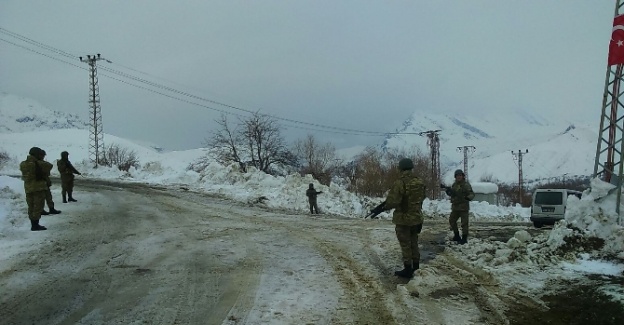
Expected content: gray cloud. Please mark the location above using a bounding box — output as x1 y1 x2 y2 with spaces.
0 0 612 150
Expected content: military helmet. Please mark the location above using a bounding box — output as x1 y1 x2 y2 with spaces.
28 147 43 157
398 158 414 171
309 183 314 188
454 169 465 176
61 151 69 158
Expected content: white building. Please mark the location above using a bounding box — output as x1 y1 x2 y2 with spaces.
471 182 499 205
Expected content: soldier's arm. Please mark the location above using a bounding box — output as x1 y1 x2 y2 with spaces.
464 183 475 201
68 162 81 175
384 181 403 210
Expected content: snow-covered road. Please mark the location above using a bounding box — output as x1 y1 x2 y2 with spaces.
1 180 622 325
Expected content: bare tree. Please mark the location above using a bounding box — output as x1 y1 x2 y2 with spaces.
350 147 386 196
339 146 431 197
294 134 336 184
207 112 295 174
208 114 247 172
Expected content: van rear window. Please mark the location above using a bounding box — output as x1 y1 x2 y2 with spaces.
535 192 563 205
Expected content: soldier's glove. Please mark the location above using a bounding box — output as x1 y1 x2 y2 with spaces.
440 184 447 189
445 188 455 196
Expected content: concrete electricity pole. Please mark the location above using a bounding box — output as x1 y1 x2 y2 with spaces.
512 149 529 204
457 145 476 180
79 54 107 168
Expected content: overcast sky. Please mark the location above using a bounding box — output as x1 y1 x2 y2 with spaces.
0 1 615 151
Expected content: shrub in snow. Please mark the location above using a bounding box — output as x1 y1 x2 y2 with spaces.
0 149 9 166
99 143 140 172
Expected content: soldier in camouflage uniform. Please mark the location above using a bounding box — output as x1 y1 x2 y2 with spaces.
19 147 48 231
445 169 475 244
305 183 323 214
40 150 61 215
57 151 81 203
384 158 427 278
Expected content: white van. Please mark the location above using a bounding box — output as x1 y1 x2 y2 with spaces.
530 189 582 228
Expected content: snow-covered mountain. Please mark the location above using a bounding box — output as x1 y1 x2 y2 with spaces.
0 92 600 185
0 92 170 152
382 109 599 184
0 93 88 133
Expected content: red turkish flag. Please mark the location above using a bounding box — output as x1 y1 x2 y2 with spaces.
609 14 624 65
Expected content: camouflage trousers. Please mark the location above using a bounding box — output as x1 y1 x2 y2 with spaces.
395 224 422 264
61 176 74 199
45 187 55 210
26 190 46 221
308 199 319 214
449 210 470 237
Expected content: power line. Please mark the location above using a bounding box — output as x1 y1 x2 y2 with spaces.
0 26 424 137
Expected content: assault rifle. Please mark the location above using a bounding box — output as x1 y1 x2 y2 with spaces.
440 183 455 196
365 201 386 219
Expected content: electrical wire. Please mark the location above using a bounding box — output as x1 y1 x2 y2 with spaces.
0 26 426 137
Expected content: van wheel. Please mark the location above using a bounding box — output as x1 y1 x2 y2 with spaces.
533 222 543 228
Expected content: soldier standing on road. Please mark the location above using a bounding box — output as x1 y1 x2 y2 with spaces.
306 183 323 214
57 151 81 203
383 158 427 278
19 147 48 231
40 150 61 215
445 169 475 244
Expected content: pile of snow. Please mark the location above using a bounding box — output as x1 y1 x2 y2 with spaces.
440 177 624 301
0 129 533 220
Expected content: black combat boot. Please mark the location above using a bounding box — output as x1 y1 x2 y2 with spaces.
68 196 77 202
49 208 61 214
62 193 67 203
41 210 50 215
30 220 47 231
413 260 420 271
452 231 462 242
394 262 414 278
460 234 468 245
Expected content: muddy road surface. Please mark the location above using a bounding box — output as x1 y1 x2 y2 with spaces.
1 180 621 324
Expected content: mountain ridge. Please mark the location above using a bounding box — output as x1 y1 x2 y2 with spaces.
0 92 600 185
382 109 599 184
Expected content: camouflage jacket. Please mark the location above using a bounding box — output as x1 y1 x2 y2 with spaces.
57 158 80 179
447 180 475 211
19 155 48 193
306 188 322 201
385 171 427 226
41 160 53 186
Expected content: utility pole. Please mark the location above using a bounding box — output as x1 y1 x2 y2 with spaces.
79 54 107 168
512 149 529 205
420 130 441 199
594 0 624 223
457 145 476 180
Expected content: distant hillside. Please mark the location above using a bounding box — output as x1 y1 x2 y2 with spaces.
381 109 599 184
0 92 88 133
